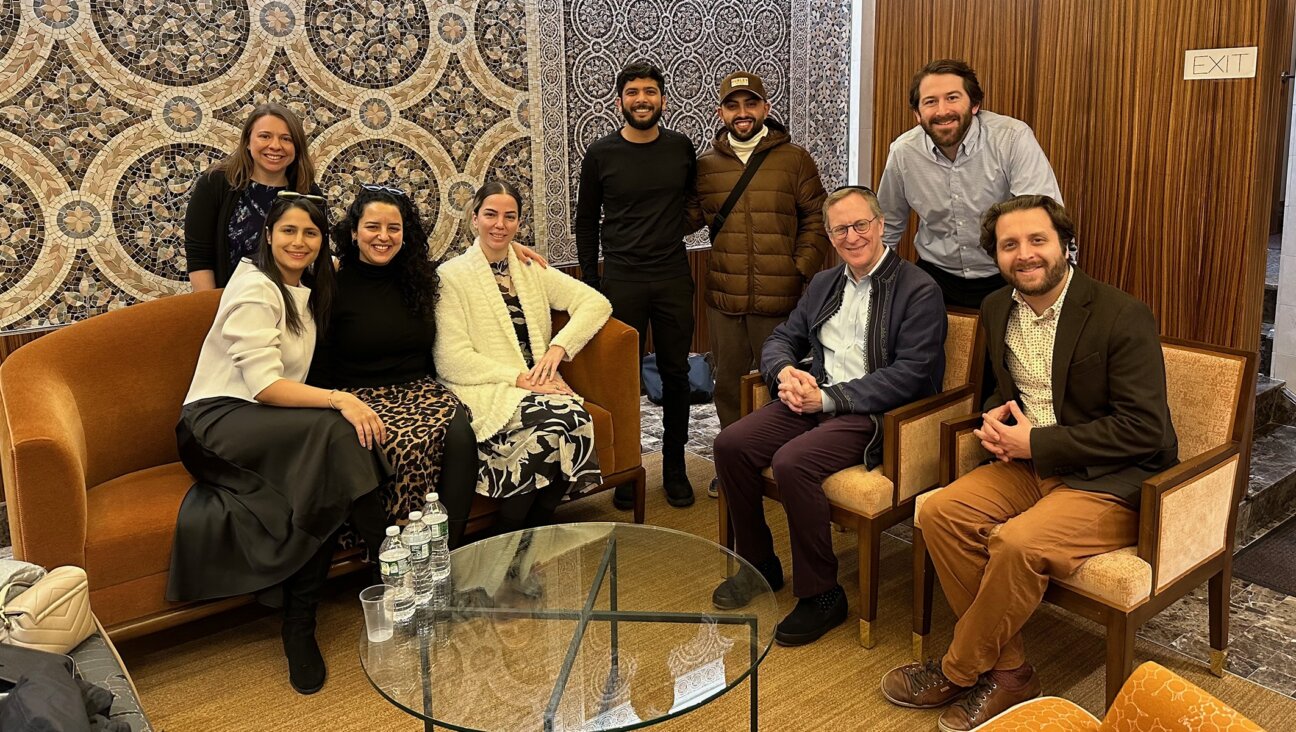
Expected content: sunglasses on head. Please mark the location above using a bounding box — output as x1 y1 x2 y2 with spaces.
361 183 407 197
276 191 327 204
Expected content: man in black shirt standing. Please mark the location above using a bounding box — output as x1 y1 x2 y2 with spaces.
576 61 699 508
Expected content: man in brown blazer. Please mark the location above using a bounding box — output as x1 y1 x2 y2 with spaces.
879 195 1178 732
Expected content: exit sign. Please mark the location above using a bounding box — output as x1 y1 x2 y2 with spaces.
1184 47 1258 80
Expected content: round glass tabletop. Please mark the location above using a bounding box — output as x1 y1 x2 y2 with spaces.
359 522 780 731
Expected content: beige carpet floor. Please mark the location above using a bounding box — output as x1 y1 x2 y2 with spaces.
120 453 1295 731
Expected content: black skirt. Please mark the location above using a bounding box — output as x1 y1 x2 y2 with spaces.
166 397 392 604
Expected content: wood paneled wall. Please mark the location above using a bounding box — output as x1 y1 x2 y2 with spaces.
872 0 1294 351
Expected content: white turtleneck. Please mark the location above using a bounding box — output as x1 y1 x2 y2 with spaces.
728 126 770 164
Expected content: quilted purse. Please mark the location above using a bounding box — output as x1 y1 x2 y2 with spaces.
0 565 94 654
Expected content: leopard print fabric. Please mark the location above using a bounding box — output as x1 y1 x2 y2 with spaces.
336 375 463 550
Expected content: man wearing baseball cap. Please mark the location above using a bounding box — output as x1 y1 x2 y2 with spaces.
689 70 830 498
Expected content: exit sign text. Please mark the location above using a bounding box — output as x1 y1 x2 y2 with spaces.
1184 47 1258 80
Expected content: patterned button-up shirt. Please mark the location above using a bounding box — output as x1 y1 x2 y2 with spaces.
1004 267 1074 427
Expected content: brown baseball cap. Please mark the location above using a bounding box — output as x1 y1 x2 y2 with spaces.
719 71 767 102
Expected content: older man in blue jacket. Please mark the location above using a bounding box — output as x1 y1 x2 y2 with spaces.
712 185 946 646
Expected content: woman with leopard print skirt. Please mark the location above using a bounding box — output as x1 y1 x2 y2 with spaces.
309 186 547 549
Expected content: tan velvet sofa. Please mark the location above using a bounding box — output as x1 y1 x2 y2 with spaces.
0 290 644 639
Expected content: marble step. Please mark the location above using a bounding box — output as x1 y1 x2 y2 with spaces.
1237 422 1296 549
1257 375 1292 428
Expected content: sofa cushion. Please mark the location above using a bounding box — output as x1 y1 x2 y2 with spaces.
84 463 192 592
977 696 1098 731
760 465 893 517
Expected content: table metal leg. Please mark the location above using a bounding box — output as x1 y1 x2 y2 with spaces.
749 617 759 731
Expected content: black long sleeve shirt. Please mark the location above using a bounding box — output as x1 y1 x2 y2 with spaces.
307 259 434 389
574 128 698 287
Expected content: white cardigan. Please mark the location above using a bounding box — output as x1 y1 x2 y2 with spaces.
184 260 314 405
435 243 612 440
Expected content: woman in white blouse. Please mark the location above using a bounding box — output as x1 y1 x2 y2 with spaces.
435 181 612 534
167 194 391 696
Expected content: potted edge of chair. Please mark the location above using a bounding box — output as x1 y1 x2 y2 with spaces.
0 290 646 640
911 338 1256 707
718 307 984 648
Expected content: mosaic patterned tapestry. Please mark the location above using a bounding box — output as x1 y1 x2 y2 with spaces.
0 0 849 332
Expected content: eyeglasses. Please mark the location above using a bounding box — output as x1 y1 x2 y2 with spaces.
361 183 407 197
276 191 326 204
828 216 878 241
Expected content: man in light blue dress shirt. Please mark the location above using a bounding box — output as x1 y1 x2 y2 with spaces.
877 59 1067 309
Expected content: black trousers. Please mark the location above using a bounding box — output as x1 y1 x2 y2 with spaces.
916 258 1006 310
438 408 479 549
916 259 1001 401
602 274 695 461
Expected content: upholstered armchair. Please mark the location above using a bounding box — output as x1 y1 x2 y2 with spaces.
718 308 983 647
912 338 1255 705
0 291 644 638
977 661 1262 731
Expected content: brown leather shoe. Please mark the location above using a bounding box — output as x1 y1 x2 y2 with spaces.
937 666 1041 731
880 659 970 709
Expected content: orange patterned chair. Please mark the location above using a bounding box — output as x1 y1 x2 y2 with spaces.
978 661 1263 731
719 307 983 647
912 338 1255 705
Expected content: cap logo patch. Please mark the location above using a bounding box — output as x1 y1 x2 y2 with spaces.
732 77 749 86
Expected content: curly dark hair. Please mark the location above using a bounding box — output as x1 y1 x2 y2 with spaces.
908 58 984 111
332 187 439 320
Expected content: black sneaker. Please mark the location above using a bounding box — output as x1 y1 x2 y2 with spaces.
712 556 784 610
707 476 719 499
774 585 848 646
612 483 634 511
663 461 695 507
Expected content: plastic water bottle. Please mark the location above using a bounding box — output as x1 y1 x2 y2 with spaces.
429 572 452 647
422 492 451 580
378 526 415 623
404 511 434 605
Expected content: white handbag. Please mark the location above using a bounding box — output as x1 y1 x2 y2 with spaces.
0 565 95 654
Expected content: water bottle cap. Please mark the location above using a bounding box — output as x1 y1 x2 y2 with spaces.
428 492 439 501
409 510 423 521
386 526 400 536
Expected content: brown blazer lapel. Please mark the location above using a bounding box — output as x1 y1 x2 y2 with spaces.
1051 269 1093 410
981 288 1017 405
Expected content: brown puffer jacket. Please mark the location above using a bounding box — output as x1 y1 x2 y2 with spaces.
689 119 829 317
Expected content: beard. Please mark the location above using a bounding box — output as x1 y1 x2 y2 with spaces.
622 102 662 131
1008 256 1068 297
921 109 973 149
726 117 765 142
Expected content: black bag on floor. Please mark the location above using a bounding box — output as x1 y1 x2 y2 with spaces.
641 353 715 406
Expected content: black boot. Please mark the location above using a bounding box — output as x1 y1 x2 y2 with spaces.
774 585 848 646
712 555 784 610
662 449 694 507
281 535 337 695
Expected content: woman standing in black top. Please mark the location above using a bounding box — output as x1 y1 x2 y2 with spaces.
308 186 479 546
184 103 320 290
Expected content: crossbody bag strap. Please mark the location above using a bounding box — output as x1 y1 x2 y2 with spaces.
708 146 773 243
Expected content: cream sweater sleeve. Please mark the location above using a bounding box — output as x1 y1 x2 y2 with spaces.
434 268 527 387
541 265 612 360
221 277 290 398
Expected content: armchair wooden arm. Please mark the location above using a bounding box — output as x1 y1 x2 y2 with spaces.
1138 441 1243 596
882 384 977 504
739 371 770 418
938 412 988 486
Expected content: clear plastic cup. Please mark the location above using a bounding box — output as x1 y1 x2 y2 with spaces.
360 584 394 642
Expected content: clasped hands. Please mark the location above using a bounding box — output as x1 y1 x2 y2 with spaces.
777 365 823 414
973 400 1033 461
516 345 574 395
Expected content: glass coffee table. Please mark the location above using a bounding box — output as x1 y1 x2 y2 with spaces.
359 522 780 731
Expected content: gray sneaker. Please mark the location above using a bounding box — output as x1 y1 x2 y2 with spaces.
708 477 719 499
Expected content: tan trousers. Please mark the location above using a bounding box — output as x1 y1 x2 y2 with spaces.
707 307 787 428
919 460 1138 686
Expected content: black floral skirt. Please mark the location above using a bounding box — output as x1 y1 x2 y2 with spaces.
478 394 601 500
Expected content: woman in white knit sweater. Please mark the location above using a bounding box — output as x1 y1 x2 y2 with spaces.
435 181 612 533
